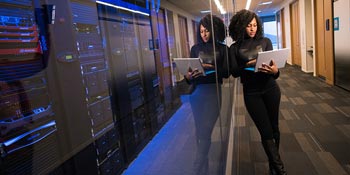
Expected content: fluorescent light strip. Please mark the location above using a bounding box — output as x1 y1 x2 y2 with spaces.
214 0 226 14
245 0 252 10
200 10 211 13
259 1 273 5
96 0 149 16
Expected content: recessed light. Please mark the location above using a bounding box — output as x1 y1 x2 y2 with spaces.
200 10 211 13
246 0 252 10
259 1 273 5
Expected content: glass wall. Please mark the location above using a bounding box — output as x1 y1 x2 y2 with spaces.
123 0 237 174
0 0 235 174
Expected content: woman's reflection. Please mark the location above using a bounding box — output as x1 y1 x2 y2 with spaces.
184 14 228 174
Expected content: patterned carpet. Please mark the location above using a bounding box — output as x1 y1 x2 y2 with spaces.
231 65 350 175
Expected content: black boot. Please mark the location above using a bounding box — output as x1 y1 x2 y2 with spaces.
262 140 287 175
274 133 280 150
269 162 277 175
269 134 280 175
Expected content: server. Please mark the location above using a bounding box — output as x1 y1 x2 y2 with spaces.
97 1 164 163
0 0 180 174
0 0 59 174
46 0 123 174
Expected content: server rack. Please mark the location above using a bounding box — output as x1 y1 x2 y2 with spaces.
97 1 171 163
0 0 59 174
97 5 148 162
1 0 180 174
46 0 123 174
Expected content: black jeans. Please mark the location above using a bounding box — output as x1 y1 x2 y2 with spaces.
243 83 281 141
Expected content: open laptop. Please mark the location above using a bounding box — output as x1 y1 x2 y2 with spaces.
173 58 206 76
254 48 290 72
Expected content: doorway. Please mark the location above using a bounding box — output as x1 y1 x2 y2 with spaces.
290 0 302 66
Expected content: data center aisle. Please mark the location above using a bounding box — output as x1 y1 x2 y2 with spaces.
121 95 193 175
232 65 350 175
122 92 226 175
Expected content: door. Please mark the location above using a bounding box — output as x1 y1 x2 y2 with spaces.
290 0 302 66
178 15 190 57
276 8 286 49
314 0 326 77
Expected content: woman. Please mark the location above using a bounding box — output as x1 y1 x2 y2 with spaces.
185 14 228 84
184 14 228 174
228 9 287 175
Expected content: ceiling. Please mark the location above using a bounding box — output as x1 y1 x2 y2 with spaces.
165 0 284 19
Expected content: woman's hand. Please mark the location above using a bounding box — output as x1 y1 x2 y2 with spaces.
185 67 204 80
258 60 278 75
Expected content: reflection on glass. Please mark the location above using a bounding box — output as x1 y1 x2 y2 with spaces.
0 1 57 174
184 13 229 174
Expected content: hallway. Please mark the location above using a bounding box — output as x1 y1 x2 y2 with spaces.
122 65 350 175
232 65 350 175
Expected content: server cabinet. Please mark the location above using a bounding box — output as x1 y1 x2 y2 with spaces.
134 14 165 134
97 2 167 163
97 6 145 162
0 0 59 174
0 0 180 174
45 0 123 174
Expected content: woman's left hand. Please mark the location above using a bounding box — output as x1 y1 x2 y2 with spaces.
258 60 278 75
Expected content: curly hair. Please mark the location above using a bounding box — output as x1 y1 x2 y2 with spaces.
228 9 263 43
197 14 226 43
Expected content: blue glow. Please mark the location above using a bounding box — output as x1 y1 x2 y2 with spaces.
205 70 216 75
244 67 255 71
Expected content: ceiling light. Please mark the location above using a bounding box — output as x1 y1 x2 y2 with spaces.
245 0 252 10
96 0 149 16
259 1 273 5
214 0 226 14
200 10 211 14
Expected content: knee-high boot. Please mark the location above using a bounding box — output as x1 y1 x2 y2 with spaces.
269 134 280 175
262 140 287 175
274 133 280 150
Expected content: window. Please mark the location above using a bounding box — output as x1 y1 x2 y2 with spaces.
261 15 277 50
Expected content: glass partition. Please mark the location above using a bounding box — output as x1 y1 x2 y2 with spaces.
118 0 237 174
0 0 237 174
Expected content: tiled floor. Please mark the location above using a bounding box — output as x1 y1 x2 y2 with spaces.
122 65 350 175
232 65 350 175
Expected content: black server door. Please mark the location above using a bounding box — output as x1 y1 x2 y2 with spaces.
0 0 59 174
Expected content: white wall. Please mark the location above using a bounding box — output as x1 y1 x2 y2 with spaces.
278 0 315 73
298 0 314 72
299 0 307 71
304 0 314 72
